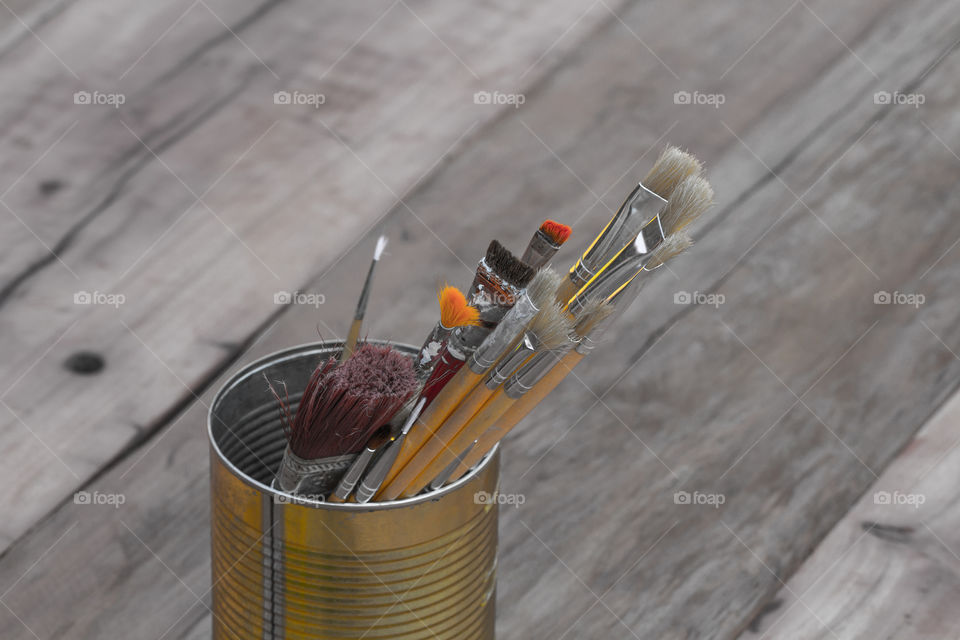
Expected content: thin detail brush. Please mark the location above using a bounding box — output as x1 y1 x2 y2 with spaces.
343 235 388 359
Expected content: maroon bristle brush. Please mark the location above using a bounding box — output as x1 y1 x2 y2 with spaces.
273 344 416 459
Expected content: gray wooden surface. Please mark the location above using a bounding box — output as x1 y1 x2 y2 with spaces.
0 0 958 638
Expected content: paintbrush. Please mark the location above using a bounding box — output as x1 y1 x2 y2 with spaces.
354 398 426 503
343 235 388 359
328 426 392 502
565 175 713 314
388 302 574 498
375 268 562 498
555 147 701 303
270 342 416 496
414 285 480 376
416 240 535 402
446 232 697 483
521 220 572 269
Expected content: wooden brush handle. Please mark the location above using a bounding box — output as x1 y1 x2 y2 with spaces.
448 349 586 483
375 367 483 499
397 383 499 497
404 387 516 496
342 318 363 359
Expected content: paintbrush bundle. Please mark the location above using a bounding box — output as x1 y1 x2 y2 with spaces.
268 145 715 502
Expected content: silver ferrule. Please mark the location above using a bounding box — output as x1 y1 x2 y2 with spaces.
567 215 665 316
485 335 536 388
521 229 561 269
276 446 357 498
468 290 538 373
332 447 376 500
415 322 452 374
581 182 666 272
574 268 650 354
503 345 573 399
354 398 425 503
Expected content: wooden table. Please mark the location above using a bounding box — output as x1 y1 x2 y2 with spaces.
1 1 958 637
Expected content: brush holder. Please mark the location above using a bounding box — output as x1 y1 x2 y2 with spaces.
208 340 499 639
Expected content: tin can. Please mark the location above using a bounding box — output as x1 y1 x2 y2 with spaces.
208 341 499 639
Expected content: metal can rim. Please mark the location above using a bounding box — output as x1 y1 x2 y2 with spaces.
208 339 498 511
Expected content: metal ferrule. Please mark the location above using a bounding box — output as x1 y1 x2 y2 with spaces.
503 345 573 399
275 446 357 498
578 182 666 273
414 322 451 374
574 266 650 355
567 215 665 316
521 229 561 269
468 290 539 373
470 259 522 325
332 446 377 500
485 335 536 388
354 397 425 503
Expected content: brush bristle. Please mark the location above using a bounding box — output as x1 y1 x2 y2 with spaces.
438 285 480 329
659 176 714 234
486 239 535 288
647 231 694 269
643 146 703 200
573 298 614 336
540 220 572 245
527 303 575 350
272 344 416 458
373 235 388 261
526 267 565 310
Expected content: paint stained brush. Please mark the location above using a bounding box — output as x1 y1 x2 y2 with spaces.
414 285 480 376
375 268 562 498
343 235 388 359
521 220 572 269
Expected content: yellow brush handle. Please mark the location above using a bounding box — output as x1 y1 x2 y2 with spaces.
555 277 579 306
404 387 517 496
388 381 496 499
342 318 362 360
448 349 586 483
375 367 483 500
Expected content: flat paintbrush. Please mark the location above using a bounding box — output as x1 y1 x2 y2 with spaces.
447 231 697 483
391 302 573 498
521 219 572 269
343 235 388 359
375 268 562 499
556 146 701 303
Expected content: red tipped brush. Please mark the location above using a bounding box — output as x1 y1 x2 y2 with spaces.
520 219 572 269
272 343 417 459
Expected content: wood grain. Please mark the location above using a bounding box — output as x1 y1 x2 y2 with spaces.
0 0 622 550
741 388 960 639
1 0 959 638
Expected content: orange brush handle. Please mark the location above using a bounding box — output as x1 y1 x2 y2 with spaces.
375 367 483 500
403 387 517 496
388 381 496 499
448 349 586 483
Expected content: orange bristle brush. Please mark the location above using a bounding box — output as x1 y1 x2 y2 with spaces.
414 285 480 376
521 219 572 269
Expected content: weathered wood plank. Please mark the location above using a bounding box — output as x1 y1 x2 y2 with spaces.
0 0 622 551
740 388 960 639
2 0 959 638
